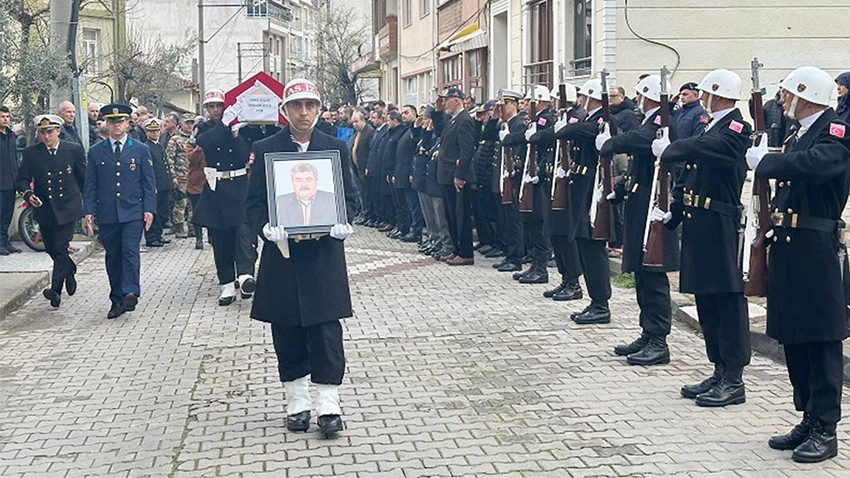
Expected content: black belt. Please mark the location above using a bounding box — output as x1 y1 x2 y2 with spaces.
770 212 843 234
683 193 738 217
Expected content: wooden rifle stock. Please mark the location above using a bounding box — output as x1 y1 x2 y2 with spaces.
519 99 538 213
500 144 514 204
592 74 612 240
745 85 770 297
551 83 571 210
643 71 671 267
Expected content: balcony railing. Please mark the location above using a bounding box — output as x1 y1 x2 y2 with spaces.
523 60 552 88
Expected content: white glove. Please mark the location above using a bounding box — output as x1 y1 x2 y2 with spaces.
650 206 673 224
498 126 509 142
595 123 611 151
606 191 617 200
554 164 567 179
746 133 769 170
554 116 568 132
652 126 670 158
230 122 248 137
524 124 537 141
523 173 539 185
329 223 353 241
262 223 287 242
221 102 242 125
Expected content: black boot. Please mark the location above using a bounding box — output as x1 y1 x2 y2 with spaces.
626 335 670 365
543 281 567 298
573 302 610 324
553 280 583 301
792 420 838 463
570 303 593 320
286 410 311 432
519 267 548 284
497 261 522 272
695 367 745 407
318 414 344 439
513 268 532 280
42 288 61 308
769 413 814 451
614 333 649 356
681 364 723 399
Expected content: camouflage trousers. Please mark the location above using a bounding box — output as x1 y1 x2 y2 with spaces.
172 185 190 227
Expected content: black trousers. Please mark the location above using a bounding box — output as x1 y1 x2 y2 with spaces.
499 201 524 264
610 202 624 249
443 184 474 259
0 189 14 246
634 268 672 337
361 175 373 219
391 187 410 234
524 219 549 270
551 234 582 283
695 292 751 369
271 320 345 384
784 341 844 427
576 238 612 304
208 222 257 284
145 190 170 243
473 187 502 248
42 219 76 293
380 192 394 225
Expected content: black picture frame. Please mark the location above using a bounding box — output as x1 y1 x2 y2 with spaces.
264 150 347 235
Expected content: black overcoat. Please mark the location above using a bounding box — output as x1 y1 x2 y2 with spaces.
662 109 750 294
756 108 850 344
434 110 476 185
16 141 86 226
246 127 357 327
522 106 557 222
193 120 251 229
546 106 586 236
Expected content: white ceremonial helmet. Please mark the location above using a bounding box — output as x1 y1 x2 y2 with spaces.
697 69 742 101
202 88 225 105
526 84 551 102
782 66 834 107
557 83 579 103
280 78 322 132
578 79 604 101
633 74 669 103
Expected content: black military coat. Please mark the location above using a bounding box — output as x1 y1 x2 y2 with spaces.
499 113 529 201
193 120 251 230
518 106 557 222
601 108 679 273
247 127 358 327
545 106 587 236
555 107 610 241
662 109 750 294
16 141 86 226
146 139 172 193
756 108 850 344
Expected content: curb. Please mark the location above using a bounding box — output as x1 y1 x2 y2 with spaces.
0 240 98 319
607 256 850 382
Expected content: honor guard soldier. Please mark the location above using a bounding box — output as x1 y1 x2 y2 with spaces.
16 114 86 308
654 69 752 405
597 75 680 364
83 104 156 319
746 66 850 463
545 84 586 302
494 88 527 272
554 79 614 324
141 118 173 247
245 78 357 438
514 85 555 284
193 89 258 306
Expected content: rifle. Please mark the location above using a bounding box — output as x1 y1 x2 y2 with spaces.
551 82 571 210
592 69 613 240
497 103 514 205
518 92 538 213
744 57 770 297
643 66 671 267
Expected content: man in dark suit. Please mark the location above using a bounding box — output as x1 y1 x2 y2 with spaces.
0 105 21 255
141 118 172 247
57 101 83 146
83 104 156 319
365 110 389 228
275 162 338 227
16 114 86 307
246 78 356 439
349 108 373 223
433 87 476 265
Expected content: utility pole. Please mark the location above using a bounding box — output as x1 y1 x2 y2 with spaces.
198 0 205 112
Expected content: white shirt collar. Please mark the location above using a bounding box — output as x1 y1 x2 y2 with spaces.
111 134 128 147
705 107 735 131
586 107 602 119
797 109 827 138
294 140 310 152
642 106 661 123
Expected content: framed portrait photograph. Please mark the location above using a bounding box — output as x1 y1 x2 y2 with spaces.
264 150 347 235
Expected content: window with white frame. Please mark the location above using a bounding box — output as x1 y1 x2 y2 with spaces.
82 28 100 75
421 0 430 17
403 0 412 26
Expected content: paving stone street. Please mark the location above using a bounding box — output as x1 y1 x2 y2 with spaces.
2 227 850 477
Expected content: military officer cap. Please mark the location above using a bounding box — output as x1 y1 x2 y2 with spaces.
498 88 523 102
474 100 495 114
180 112 196 123
100 103 132 120
441 86 465 100
142 118 162 131
33 114 63 130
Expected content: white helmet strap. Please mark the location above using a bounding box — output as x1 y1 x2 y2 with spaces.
787 95 800 121
281 103 319 134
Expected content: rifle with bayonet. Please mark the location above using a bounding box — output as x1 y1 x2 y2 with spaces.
519 91 538 213
592 69 613 240
744 57 770 297
643 66 671 267
551 81 571 211
497 102 514 205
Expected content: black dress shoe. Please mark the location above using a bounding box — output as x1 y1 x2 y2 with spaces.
0 246 9 256
240 277 256 294
401 234 421 243
107 302 125 319
219 296 236 306
160 237 172 244
484 248 505 258
478 244 494 255
614 333 649 356
695 380 746 407
519 269 548 284
792 421 838 463
553 282 583 301
317 414 344 438
473 242 484 251
547 258 557 268
286 410 311 432
573 303 611 324
769 414 814 450
543 281 567 298
521 255 532 264
7 244 22 253
42 288 61 308
571 304 593 320
681 375 720 399
65 274 77 296
145 241 164 247
627 336 670 365
123 293 138 311
497 262 522 272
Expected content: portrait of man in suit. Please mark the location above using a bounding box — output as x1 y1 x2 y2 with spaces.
276 161 338 227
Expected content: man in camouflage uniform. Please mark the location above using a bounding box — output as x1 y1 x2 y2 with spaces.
166 114 193 238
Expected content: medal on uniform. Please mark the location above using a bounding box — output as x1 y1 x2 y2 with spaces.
66 164 72 174
130 158 136 171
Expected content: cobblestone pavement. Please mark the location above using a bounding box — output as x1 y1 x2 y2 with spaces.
1 226 850 478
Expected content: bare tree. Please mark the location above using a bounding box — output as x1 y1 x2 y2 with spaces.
308 6 369 105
